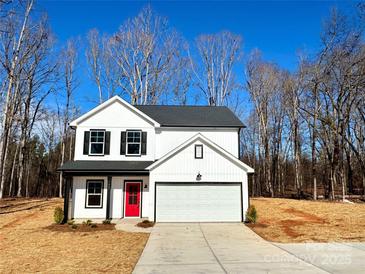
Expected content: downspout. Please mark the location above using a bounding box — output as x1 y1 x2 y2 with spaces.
238 128 241 159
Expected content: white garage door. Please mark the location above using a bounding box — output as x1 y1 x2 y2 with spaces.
155 183 242 222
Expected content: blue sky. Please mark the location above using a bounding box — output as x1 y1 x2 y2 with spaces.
38 0 357 112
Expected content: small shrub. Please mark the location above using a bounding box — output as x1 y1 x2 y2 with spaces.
246 205 258 224
53 207 64 224
83 219 93 226
67 220 75 226
103 219 111 225
91 223 97 228
71 224 78 229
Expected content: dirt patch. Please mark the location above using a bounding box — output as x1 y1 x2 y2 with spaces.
248 197 365 243
46 223 116 232
1 211 40 229
282 207 326 223
0 198 60 215
0 198 149 273
279 219 305 238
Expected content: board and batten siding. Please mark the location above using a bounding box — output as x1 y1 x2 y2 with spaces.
110 176 149 219
155 128 239 159
148 140 249 220
72 176 108 219
72 176 150 219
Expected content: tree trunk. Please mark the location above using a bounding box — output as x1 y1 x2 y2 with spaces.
8 142 20 197
17 137 26 197
59 139 65 198
25 157 31 197
0 133 11 198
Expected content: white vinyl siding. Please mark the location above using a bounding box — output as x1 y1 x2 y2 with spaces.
155 128 239 158
156 183 242 222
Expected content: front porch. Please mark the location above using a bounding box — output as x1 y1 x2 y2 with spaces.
59 160 153 224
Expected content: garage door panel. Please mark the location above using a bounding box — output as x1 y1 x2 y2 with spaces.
156 183 242 222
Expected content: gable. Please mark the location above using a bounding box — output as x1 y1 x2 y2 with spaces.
149 139 250 182
148 134 254 174
70 96 159 128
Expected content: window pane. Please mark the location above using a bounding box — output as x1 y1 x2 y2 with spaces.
88 182 95 193
94 184 102 194
129 194 137 204
127 131 141 142
127 144 140 155
91 143 103 154
195 145 203 158
88 194 101 206
88 182 102 193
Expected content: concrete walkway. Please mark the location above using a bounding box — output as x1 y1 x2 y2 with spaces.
134 223 351 273
114 218 153 233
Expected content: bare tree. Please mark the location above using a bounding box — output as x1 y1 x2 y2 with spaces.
191 31 242 106
246 50 284 197
107 6 189 105
16 17 56 197
58 40 77 198
0 0 34 198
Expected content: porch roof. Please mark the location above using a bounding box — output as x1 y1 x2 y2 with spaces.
59 160 153 174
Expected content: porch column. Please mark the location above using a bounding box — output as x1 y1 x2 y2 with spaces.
106 176 112 220
62 176 71 224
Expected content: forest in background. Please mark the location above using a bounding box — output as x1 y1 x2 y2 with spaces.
0 0 364 200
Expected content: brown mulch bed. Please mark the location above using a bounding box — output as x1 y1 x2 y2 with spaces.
0 198 149 274
136 220 155 228
247 197 365 243
46 223 116 232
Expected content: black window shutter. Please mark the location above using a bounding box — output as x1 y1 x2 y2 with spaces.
120 131 126 155
141 132 147 155
104 131 111 155
83 131 90 155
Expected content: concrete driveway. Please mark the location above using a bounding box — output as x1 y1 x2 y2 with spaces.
133 223 364 273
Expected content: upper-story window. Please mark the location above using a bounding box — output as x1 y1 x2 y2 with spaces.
126 130 141 155
89 130 105 155
195 144 203 159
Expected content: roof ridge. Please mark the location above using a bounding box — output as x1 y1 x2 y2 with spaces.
135 105 229 108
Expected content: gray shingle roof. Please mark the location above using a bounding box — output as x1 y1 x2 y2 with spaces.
135 105 245 127
59 161 153 172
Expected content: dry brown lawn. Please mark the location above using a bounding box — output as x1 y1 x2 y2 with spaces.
0 198 149 274
248 198 365 243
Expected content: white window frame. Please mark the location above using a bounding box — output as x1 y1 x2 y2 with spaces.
86 180 103 208
126 130 142 156
89 130 105 156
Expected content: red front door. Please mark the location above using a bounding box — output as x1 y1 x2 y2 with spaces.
125 182 141 217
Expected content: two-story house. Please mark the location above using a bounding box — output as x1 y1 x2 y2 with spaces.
59 96 254 223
